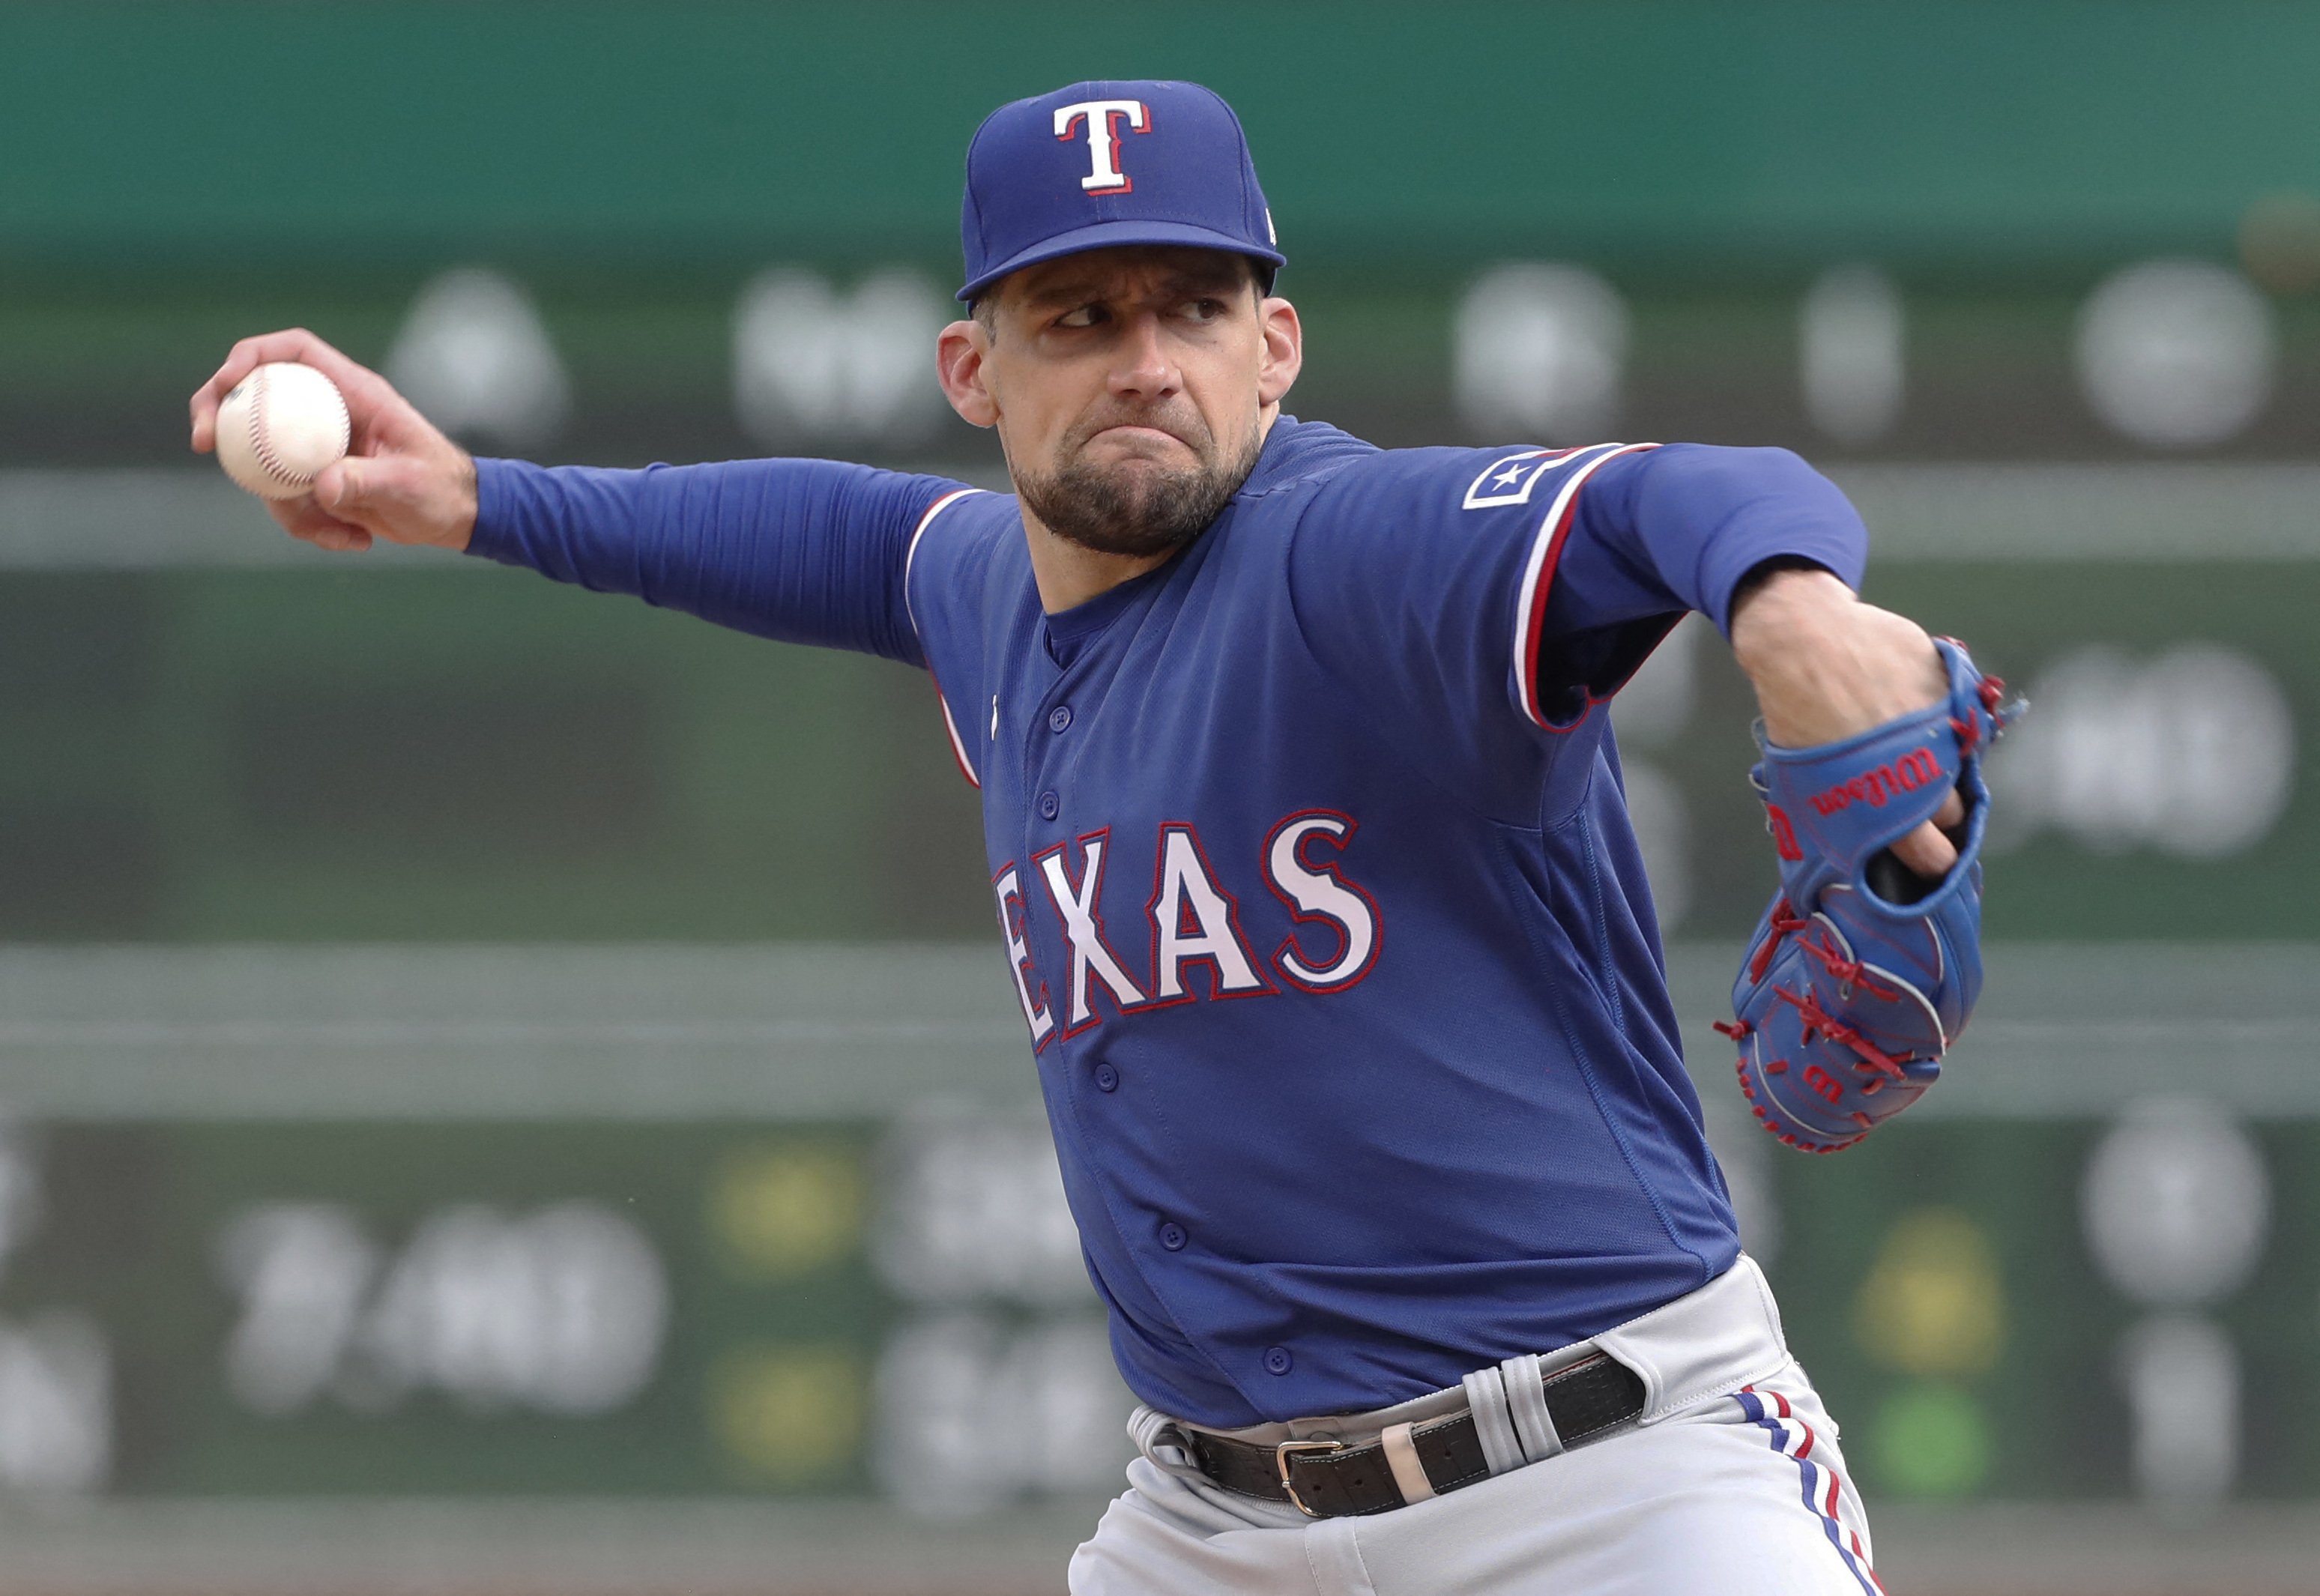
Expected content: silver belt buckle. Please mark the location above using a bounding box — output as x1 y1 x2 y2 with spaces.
1274 1439 1345 1517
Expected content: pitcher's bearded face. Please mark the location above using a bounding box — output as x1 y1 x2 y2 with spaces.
1012 399 1263 558
970 246 1284 563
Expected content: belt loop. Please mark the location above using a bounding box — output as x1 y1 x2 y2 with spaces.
1499 1352 1564 1463
1459 1365 1526 1475
1126 1403 1209 1481
1379 1421 1436 1502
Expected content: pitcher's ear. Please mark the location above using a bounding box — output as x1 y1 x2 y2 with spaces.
937 319 998 429
1258 297 1302 408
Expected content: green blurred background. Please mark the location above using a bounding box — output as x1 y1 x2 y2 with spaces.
1 4 2317 1592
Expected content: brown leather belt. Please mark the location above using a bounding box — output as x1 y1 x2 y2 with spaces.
1182 1352 1646 1518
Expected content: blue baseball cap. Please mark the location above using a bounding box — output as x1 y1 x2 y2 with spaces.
958 79 1284 303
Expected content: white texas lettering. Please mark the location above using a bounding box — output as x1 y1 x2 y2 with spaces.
1037 831 1147 1031
1052 98 1150 193
1148 825 1270 1001
992 865 1057 1047
1263 811 1381 991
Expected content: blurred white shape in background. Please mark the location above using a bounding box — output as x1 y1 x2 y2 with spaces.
1454 263 1628 443
871 1106 1090 1307
734 268 949 448
1800 265 1905 444
0 1313 109 1494
2075 260 2275 448
2083 1097 2270 1308
2085 1098 2269 1514
869 1110 1132 1515
873 1312 1129 1517
352 1202 668 1415
217 1203 379 1415
386 267 573 449
1990 644 2294 859
218 1200 667 1418
2118 1314 2241 1514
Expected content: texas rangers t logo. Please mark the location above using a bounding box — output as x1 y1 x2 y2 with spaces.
1054 99 1150 193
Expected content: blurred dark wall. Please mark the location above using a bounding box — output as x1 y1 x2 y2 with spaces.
5 1 2317 268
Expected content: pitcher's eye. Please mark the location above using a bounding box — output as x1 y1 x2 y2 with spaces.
1056 304 1108 329
1180 298 1226 323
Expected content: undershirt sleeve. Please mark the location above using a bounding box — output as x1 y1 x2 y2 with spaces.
466 456 970 668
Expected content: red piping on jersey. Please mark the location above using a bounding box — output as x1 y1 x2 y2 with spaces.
1515 443 1661 731
929 675 981 789
902 488 985 642
904 489 988 790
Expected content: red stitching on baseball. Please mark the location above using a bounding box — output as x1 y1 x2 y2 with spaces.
251 366 300 490
246 365 342 492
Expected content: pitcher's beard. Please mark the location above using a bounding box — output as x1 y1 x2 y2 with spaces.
1014 420 1264 560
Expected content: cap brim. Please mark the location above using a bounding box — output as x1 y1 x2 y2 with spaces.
958 219 1286 301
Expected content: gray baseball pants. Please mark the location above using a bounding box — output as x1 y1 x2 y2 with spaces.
1070 1257 1877 1595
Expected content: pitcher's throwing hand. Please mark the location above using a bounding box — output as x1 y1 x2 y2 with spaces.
191 328 476 554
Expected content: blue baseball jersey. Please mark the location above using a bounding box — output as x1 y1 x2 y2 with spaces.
471 417 1869 1428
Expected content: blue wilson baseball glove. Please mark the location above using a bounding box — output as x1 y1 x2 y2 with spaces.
1719 638 2014 1152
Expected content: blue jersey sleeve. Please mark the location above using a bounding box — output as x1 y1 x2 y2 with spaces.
467 457 976 668
1530 442 1868 723
1287 441 1867 797
1544 441 1865 632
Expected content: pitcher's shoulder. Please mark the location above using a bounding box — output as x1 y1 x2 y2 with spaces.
902 483 1033 638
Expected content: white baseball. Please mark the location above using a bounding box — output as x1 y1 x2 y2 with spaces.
214 362 351 500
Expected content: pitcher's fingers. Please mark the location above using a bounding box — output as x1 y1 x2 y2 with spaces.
1889 819 1959 880
193 330 324 447
1935 788 1967 831
190 329 387 451
269 495 374 551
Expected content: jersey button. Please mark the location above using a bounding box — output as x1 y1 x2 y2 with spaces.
1158 1221 1188 1251
1093 1063 1120 1092
1038 790 1060 820
1048 705 1072 733
1263 1346 1294 1376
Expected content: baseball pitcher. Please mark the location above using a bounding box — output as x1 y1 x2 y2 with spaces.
190 79 2005 1595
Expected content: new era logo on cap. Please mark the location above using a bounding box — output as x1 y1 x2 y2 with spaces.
958 80 1285 301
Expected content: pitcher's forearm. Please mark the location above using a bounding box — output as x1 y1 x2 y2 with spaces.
1730 566 1965 875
